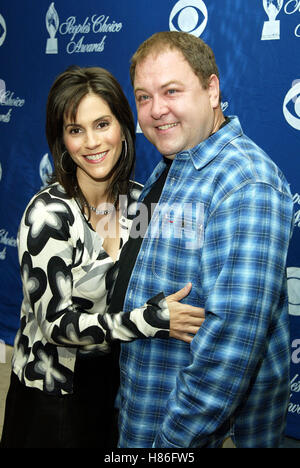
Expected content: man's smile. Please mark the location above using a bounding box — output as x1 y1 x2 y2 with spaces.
156 122 179 131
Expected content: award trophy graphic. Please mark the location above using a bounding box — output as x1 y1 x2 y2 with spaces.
261 0 283 40
45 2 59 54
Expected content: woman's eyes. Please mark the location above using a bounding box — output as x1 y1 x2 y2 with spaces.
69 127 82 134
68 121 109 134
97 121 109 129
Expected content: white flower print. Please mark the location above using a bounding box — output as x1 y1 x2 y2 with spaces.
28 199 69 238
34 349 66 392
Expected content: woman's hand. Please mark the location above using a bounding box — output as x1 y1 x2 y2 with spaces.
167 283 205 343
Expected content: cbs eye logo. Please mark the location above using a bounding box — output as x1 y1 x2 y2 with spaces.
0 14 7 47
283 81 300 131
169 0 208 37
287 267 300 316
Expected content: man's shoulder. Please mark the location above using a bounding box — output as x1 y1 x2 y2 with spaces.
216 132 289 194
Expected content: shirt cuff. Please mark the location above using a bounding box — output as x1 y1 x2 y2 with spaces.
143 292 170 337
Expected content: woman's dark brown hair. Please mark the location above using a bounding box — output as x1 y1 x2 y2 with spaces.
46 66 136 215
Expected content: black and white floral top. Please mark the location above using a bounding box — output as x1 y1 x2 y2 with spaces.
12 182 169 395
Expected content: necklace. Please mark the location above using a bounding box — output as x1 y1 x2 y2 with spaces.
87 204 112 216
85 196 117 216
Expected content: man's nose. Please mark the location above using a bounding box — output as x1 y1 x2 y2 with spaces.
151 96 168 120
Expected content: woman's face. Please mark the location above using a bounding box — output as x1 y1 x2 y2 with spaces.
63 92 124 187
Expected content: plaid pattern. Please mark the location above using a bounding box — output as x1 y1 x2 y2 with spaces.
118 116 294 448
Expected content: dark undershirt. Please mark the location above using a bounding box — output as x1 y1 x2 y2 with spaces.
107 157 172 313
107 118 230 313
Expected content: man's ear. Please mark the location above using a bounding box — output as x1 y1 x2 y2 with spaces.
208 74 220 109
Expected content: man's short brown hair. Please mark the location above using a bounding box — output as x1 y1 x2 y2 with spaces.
130 31 220 91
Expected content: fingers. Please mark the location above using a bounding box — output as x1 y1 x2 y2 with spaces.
186 316 205 326
167 282 192 302
167 285 206 343
171 322 204 336
186 325 204 334
173 315 204 328
181 306 205 317
167 301 205 318
170 331 193 343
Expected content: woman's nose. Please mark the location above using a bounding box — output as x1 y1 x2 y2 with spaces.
85 130 99 149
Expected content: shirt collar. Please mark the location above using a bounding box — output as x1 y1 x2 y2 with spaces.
176 115 243 170
140 116 243 198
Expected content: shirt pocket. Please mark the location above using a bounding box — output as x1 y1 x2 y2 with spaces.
150 202 204 282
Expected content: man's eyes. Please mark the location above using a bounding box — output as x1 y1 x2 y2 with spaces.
136 89 179 103
136 94 149 103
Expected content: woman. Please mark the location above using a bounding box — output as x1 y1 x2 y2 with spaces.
1 66 204 448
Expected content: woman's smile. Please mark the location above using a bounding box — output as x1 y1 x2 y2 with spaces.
84 150 109 163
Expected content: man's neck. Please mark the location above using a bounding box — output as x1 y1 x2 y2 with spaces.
210 108 227 136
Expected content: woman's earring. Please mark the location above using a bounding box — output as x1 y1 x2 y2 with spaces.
60 150 73 174
123 139 128 159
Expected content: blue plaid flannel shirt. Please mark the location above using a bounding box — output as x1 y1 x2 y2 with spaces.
118 116 294 448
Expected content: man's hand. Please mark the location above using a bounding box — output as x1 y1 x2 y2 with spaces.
167 283 205 343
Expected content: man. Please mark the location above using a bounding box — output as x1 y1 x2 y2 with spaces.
112 31 294 448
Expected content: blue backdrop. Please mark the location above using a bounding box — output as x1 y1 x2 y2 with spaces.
0 0 299 440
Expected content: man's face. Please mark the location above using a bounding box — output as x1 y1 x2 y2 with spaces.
134 48 220 159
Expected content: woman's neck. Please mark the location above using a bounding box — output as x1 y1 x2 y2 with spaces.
76 169 112 206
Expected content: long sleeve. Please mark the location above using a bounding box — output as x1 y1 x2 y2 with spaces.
18 188 169 353
153 182 293 448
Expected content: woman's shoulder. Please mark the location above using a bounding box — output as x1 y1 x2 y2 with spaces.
130 180 144 190
122 180 144 220
35 182 70 200
24 183 76 209
21 183 77 227
128 180 144 202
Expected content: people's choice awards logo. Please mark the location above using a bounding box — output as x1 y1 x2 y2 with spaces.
285 0 300 38
283 80 300 130
0 79 25 124
45 2 59 54
169 0 208 37
0 14 6 47
287 267 300 316
44 2 122 55
261 0 283 40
